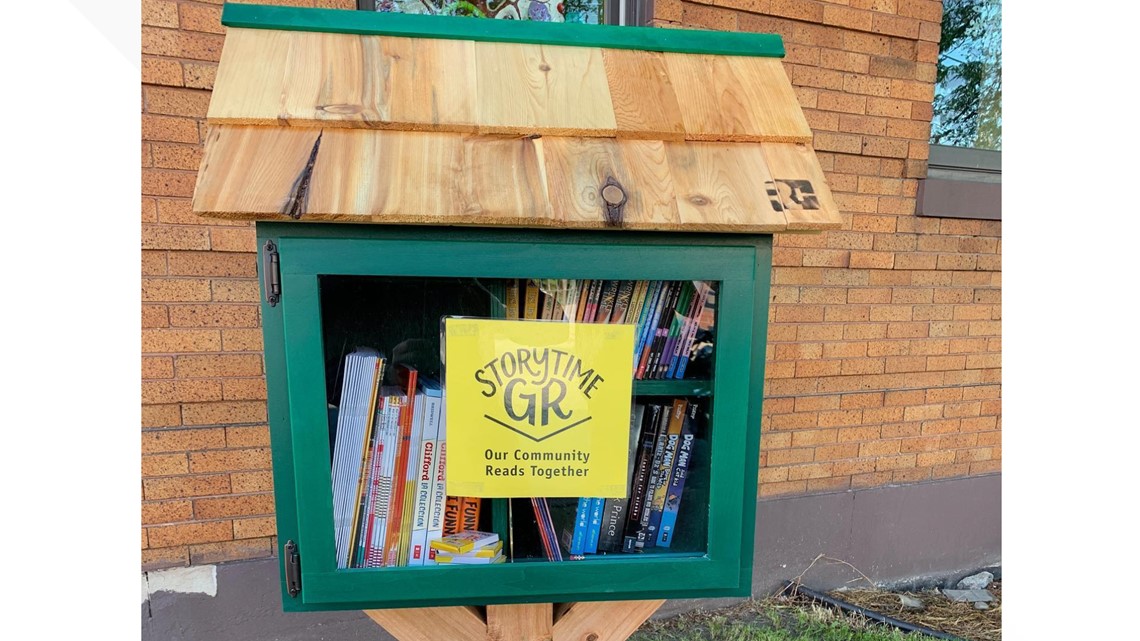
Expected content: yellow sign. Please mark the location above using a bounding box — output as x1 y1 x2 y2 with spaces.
444 318 635 498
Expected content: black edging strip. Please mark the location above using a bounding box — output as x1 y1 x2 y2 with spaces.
783 581 973 641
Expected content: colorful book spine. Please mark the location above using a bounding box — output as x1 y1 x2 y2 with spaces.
540 279 556 319
598 404 645 553
666 281 703 379
505 279 520 320
585 497 604 554
569 497 591 556
609 280 636 324
657 402 698 547
639 282 680 379
594 280 619 323
646 400 687 546
423 401 447 565
523 279 540 320
383 365 417 566
582 279 603 323
409 380 442 566
575 279 592 322
623 404 659 552
365 396 400 567
674 281 713 379
655 282 694 379
632 281 664 372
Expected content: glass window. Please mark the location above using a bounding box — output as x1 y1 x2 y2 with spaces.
931 0 1002 151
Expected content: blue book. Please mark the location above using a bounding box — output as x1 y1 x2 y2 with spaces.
632 281 663 369
585 498 604 554
657 404 698 547
569 497 591 556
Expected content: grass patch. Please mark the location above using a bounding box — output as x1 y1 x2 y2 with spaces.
631 599 913 641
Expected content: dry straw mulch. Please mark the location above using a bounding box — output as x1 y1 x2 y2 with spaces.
828 580 1001 641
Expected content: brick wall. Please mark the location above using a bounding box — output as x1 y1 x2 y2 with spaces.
654 0 1002 496
141 0 1000 569
141 0 356 570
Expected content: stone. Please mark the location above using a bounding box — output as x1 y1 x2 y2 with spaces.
898 594 924 610
943 589 993 603
974 601 989 610
956 571 993 590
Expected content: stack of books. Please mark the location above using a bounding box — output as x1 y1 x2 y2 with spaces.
430 531 504 565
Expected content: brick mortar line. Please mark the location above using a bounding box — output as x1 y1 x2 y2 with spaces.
763 379 1002 401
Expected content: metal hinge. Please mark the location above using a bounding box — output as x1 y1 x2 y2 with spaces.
262 240 281 307
284 540 301 597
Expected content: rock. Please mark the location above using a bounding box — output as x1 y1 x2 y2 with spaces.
957 571 993 590
943 589 993 603
974 601 989 610
898 595 924 610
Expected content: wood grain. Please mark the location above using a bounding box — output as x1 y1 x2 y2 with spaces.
551 600 664 641
542 137 679 228
601 49 685 141
365 606 487 641
473 42 617 137
194 126 840 231
207 28 290 124
664 53 813 143
761 143 842 230
664 141 787 232
487 603 553 641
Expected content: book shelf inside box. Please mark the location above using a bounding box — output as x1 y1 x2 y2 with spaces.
317 274 718 567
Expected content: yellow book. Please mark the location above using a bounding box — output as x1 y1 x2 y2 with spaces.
430 530 500 554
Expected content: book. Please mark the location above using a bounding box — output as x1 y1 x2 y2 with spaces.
435 552 506 565
349 365 385 568
575 279 592 322
624 280 649 328
505 279 520 320
540 279 556 320
633 281 665 376
598 403 645 553
364 393 401 567
655 282 694 379
430 530 500 554
382 365 417 566
636 402 674 549
582 279 603 323
594 280 619 323
585 497 604 554
674 281 714 379
666 281 705 379
610 280 636 324
523 279 541 319
397 382 428 566
423 397 447 565
624 403 664 552
657 402 698 547
330 348 383 569
641 281 681 380
646 399 688 545
567 497 591 556
408 379 443 566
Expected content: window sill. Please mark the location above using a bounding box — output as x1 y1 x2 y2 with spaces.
917 145 1001 220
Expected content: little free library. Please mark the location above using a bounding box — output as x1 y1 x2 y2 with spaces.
160 2 1000 641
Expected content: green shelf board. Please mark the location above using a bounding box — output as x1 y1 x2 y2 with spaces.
221 3 784 58
633 379 713 397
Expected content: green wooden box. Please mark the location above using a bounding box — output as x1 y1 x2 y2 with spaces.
258 222 772 611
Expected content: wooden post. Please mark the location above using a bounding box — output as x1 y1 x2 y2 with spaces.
365 600 665 641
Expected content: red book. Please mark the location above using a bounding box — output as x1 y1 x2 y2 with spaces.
383 365 417 566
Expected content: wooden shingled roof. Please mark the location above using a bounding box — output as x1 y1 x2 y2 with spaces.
192 4 842 233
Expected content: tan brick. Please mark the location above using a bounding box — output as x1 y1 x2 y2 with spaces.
887 322 927 339
143 278 212 302
767 361 796 379
820 49 870 74
142 27 225 62
852 471 894 488
142 0 179 27
143 453 189 476
143 356 175 380
787 462 834 481
681 3 738 30
824 305 869 322
866 340 906 357
142 380 224 405
822 4 873 30
146 87 211 118
226 425 270 448
760 466 790 484
938 432 979 451
142 546 190 571
860 439 900 457
184 62 218 90
814 131 864 154
861 136 909 158
190 448 273 474
818 409 864 428
921 418 961 435
143 305 169 329
890 78 934 102
816 91 867 116
169 304 259 328
968 321 1001 337
167 251 257 278
142 225 210 251
791 22 846 49
182 401 268 426
760 480 807 497
807 476 852 493
969 460 1001 475
179 3 224 33
194 494 275 520
222 378 267 401
143 499 194 525
768 0 824 22
148 520 233 548
841 323 887 340
771 411 819 430
212 279 261 302
175 354 263 378
143 114 200 144
839 114 887 137
815 443 860 461
142 428 226 454
821 342 867 359
803 108 841 132
767 448 816 466
876 453 916 471
142 404 182 428
791 429 839 448
892 467 932 483
883 355 925 373
142 57 183 87
834 459 877 476
142 169 197 198
152 143 203 171
190 538 274 565
210 227 257 253
898 0 942 22
142 328 222 353
231 471 274 494
843 74 892 97
233 517 277 540
841 357 886 375
144 474 231 500
932 462 969 479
